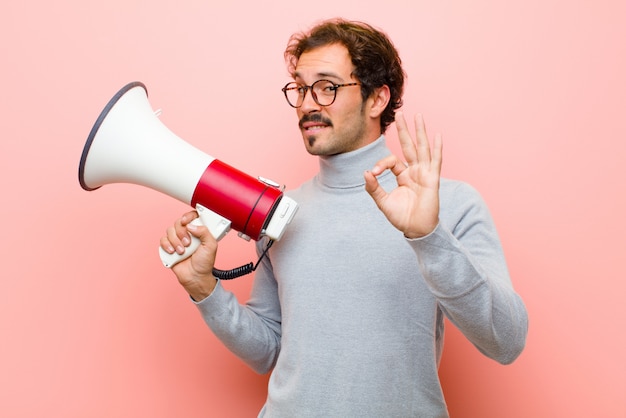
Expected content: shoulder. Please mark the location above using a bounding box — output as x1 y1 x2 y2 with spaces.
440 177 484 204
439 178 495 230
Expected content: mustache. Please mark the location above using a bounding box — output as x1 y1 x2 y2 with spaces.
299 113 333 129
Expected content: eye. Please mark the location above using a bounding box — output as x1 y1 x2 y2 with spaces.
316 81 337 96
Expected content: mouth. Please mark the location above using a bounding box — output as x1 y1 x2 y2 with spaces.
301 122 328 134
299 115 332 134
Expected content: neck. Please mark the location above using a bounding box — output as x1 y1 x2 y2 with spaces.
317 135 390 189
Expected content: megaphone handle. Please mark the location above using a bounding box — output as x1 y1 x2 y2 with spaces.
159 205 231 268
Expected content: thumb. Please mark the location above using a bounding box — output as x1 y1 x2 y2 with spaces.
184 222 218 274
187 221 218 251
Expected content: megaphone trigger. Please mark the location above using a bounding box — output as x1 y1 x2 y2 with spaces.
195 204 232 240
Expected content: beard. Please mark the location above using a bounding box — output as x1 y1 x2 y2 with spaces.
298 106 368 156
299 113 333 147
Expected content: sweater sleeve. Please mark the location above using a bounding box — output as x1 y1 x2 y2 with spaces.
407 181 528 364
192 245 282 374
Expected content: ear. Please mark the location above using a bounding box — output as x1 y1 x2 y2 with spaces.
367 85 391 119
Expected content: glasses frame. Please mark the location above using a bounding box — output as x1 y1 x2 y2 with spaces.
281 79 361 108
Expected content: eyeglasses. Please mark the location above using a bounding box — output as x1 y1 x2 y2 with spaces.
281 79 361 108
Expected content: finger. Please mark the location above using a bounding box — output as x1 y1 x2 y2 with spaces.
159 234 176 254
174 210 200 243
414 113 432 165
186 222 219 260
165 211 198 255
187 222 217 245
163 225 186 255
395 111 418 165
179 210 199 227
371 154 408 178
173 222 218 280
431 132 443 174
364 170 388 208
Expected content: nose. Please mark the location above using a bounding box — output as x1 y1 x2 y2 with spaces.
299 88 322 114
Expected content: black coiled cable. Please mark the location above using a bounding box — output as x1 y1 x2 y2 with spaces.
212 263 254 280
211 239 274 280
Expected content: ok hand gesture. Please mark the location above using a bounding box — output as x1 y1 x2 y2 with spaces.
364 112 443 239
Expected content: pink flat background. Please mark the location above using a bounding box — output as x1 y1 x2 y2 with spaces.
2 1 624 416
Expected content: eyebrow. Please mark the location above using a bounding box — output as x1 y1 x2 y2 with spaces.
294 71 344 82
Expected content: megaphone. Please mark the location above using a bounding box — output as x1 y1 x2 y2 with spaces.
79 82 298 276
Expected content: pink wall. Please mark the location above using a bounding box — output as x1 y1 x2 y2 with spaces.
2 1 625 416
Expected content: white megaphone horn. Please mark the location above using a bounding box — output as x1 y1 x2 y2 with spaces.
79 82 298 276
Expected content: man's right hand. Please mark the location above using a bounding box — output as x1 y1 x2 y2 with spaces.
160 210 218 301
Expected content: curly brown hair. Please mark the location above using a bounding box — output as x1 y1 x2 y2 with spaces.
284 19 405 133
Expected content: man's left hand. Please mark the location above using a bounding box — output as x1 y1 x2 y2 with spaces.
364 112 442 239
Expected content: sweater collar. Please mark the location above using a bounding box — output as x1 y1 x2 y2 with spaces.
317 135 391 189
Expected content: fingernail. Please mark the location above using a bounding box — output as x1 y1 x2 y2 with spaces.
182 236 190 246
176 245 185 254
187 223 197 231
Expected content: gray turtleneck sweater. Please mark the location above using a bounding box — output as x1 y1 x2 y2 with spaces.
195 136 528 417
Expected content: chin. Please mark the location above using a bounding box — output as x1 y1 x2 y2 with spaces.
303 139 327 156
303 135 321 154
302 133 341 156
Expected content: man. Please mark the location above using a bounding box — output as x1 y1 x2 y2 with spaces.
160 19 528 417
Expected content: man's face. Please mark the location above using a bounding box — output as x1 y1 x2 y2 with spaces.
293 43 379 156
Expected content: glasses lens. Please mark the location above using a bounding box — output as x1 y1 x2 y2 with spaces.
312 80 336 106
282 80 339 107
283 83 303 107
